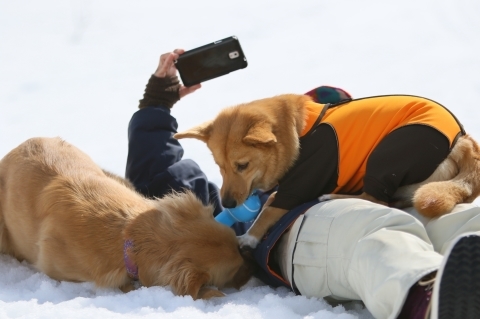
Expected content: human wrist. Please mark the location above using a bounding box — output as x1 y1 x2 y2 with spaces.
138 75 181 109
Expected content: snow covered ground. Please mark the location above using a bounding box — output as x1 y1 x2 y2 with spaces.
1 0 479 318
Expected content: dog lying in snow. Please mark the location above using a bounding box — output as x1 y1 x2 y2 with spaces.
0 137 255 298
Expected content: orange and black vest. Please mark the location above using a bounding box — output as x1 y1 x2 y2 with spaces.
270 95 464 210
304 95 462 193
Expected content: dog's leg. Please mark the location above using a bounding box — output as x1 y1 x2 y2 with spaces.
319 192 388 206
119 282 136 293
197 287 226 299
0 222 11 255
238 206 288 249
0 211 9 254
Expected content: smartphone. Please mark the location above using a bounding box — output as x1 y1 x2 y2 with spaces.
175 36 248 87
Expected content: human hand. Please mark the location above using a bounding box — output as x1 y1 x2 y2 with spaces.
154 49 201 99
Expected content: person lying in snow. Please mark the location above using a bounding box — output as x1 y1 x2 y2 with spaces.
124 49 480 319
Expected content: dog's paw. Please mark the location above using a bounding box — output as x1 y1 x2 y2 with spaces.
237 233 260 249
119 282 136 293
318 194 332 202
197 287 226 300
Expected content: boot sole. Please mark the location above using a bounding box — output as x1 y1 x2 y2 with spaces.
431 233 480 319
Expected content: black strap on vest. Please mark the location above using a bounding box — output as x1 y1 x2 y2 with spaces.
303 98 352 138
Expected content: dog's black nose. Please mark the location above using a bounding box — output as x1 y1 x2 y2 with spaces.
222 198 237 208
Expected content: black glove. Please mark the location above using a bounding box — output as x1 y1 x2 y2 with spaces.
138 75 181 109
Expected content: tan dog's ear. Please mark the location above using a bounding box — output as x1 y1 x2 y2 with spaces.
243 121 277 145
170 261 213 300
174 120 213 143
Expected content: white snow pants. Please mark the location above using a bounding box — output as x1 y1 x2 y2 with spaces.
282 199 480 319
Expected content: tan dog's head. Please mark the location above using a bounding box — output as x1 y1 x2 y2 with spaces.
125 191 256 299
175 94 310 207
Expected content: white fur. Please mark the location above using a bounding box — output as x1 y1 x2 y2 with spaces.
318 194 332 202
238 233 260 249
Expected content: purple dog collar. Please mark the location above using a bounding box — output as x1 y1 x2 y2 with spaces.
123 239 139 280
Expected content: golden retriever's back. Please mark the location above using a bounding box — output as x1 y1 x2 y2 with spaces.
0 137 148 281
0 137 255 297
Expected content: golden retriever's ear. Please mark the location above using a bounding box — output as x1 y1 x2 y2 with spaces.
243 121 277 145
169 260 212 300
174 120 213 143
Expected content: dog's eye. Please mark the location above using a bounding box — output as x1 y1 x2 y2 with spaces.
236 162 249 172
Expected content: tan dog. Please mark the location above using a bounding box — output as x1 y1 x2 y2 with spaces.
175 94 480 248
0 137 254 298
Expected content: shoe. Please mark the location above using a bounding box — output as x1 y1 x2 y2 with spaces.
429 232 480 319
397 272 435 319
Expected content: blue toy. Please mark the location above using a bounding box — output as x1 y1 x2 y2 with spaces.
215 191 262 226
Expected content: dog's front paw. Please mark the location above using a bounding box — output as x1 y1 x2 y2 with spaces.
318 194 332 202
197 287 226 300
237 233 260 249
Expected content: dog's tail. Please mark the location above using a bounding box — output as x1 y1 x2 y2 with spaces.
413 135 480 218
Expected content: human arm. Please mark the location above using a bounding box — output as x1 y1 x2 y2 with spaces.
126 50 221 214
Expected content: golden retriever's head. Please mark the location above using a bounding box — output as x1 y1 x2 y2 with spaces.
125 191 257 299
175 94 310 207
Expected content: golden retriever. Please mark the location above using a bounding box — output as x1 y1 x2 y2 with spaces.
174 94 480 248
0 137 254 298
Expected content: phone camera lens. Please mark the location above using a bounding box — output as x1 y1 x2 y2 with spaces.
229 51 239 59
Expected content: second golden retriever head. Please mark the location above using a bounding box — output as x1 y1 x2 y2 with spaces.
175 94 310 208
125 191 257 299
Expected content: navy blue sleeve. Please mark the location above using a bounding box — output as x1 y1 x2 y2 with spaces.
125 105 223 215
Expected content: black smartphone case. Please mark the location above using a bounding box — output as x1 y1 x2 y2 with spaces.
175 36 248 87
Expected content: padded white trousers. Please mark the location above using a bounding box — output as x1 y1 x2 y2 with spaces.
281 199 480 319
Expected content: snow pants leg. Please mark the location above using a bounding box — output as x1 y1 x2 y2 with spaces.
286 199 443 319
404 203 480 254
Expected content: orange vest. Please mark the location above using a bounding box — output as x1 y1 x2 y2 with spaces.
300 95 463 194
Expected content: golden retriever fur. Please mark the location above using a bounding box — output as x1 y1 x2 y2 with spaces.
174 94 480 248
0 137 254 298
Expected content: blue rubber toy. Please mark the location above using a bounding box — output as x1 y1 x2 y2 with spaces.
215 191 262 226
